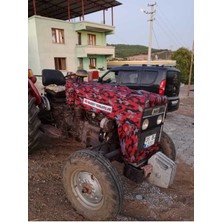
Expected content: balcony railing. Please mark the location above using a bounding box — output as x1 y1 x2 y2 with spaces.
76 45 115 57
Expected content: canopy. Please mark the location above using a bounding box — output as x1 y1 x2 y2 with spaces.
28 0 122 20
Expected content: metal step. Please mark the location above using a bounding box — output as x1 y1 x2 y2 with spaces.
147 151 177 188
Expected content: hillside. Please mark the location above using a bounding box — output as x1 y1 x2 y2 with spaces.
108 44 170 59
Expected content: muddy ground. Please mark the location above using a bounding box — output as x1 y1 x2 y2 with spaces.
28 87 194 221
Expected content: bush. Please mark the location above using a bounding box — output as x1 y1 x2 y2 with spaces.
171 47 194 84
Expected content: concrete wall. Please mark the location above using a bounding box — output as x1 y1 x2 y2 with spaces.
76 31 106 46
28 18 41 75
29 16 76 75
75 45 115 58
82 55 106 70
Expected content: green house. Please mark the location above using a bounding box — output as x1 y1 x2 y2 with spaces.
28 15 115 76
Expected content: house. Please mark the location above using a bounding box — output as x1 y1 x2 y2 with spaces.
74 20 115 71
28 0 121 76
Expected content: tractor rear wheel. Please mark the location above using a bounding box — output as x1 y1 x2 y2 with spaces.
28 93 42 153
62 149 123 220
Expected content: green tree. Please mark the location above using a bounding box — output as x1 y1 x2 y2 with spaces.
171 47 194 84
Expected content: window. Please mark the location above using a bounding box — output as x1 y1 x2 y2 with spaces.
167 71 180 82
54 58 66 70
120 71 139 84
89 58 96 69
102 71 118 83
52 28 64 44
88 34 96 45
140 71 158 84
77 32 82 45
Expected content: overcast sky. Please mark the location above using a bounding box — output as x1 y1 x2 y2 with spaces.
85 0 194 51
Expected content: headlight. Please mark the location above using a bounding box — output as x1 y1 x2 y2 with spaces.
142 119 149 130
157 115 163 125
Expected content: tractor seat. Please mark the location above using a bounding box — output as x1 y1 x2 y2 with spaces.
42 69 66 86
42 69 66 102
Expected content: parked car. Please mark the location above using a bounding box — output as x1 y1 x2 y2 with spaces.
98 65 181 112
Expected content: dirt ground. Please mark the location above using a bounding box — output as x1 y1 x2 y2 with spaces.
28 90 194 221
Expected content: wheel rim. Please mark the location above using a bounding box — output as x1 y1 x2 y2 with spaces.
72 171 103 209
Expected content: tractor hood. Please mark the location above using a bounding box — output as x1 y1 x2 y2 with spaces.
66 80 167 128
66 80 168 163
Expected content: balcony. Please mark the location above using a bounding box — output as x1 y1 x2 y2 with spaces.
74 21 115 34
76 45 115 57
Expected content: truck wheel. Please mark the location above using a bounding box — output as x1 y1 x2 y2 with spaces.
159 131 176 161
62 149 123 220
28 93 42 153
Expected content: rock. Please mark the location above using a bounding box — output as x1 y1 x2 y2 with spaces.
136 195 143 200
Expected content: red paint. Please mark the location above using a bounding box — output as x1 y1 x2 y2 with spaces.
33 0 37 15
68 0 70 21
88 71 99 81
81 0 85 20
28 79 42 105
65 80 167 163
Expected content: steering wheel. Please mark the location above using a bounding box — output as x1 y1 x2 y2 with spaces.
65 73 77 80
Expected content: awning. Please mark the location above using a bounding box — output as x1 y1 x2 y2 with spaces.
28 0 122 20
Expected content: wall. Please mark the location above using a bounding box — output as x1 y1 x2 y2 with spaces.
29 16 76 75
28 18 41 75
77 31 106 46
82 55 106 70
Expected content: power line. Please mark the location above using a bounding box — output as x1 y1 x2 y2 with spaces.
155 18 181 49
156 5 188 47
157 5 188 43
156 11 186 47
152 26 161 49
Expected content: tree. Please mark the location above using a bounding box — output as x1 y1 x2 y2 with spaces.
171 47 194 84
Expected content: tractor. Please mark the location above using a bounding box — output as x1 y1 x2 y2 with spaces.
28 69 176 220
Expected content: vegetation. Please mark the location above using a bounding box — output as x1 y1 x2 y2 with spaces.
171 47 194 84
108 44 167 59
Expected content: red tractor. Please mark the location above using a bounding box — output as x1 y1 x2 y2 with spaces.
28 69 176 220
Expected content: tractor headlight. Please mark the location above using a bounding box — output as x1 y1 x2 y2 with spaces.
142 119 149 130
157 115 163 125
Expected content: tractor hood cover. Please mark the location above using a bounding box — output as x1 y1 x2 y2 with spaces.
66 80 168 162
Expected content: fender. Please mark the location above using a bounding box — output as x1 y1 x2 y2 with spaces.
28 79 41 105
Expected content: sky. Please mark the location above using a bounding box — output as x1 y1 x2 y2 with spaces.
85 0 194 51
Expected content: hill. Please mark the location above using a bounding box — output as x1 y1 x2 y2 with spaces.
108 44 169 59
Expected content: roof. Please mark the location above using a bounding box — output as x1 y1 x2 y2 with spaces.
107 60 176 67
28 0 122 20
108 65 180 72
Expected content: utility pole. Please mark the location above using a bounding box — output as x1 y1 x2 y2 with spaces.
187 41 194 96
148 3 156 64
141 2 156 65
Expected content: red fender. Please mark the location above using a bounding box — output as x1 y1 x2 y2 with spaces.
28 79 42 105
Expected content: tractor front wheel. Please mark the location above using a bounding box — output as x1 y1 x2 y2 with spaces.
62 149 123 220
159 131 176 161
